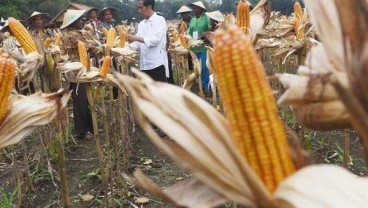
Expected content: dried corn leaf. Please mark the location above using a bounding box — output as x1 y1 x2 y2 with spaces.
125 169 227 208
293 100 351 130
275 165 368 208
0 89 71 149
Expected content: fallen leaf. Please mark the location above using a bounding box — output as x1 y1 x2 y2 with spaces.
81 194 94 202
175 177 184 181
143 159 153 165
135 197 150 204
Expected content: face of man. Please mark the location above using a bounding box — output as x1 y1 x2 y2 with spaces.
34 16 44 28
192 5 203 17
103 10 113 23
72 18 83 29
89 10 97 19
210 18 217 28
137 0 151 19
181 12 190 21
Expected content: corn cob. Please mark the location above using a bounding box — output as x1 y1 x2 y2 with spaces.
106 27 117 49
78 41 90 71
117 26 126 47
118 30 127 48
44 37 51 48
101 27 109 37
54 34 62 46
179 21 187 35
236 1 250 35
293 18 305 40
8 18 39 54
180 34 188 49
213 25 295 192
172 33 179 42
294 2 303 20
0 53 15 125
100 56 111 78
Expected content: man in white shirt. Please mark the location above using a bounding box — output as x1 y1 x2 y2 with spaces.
127 0 168 82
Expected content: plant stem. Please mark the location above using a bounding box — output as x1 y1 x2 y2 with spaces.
86 84 109 206
56 119 71 207
343 130 350 168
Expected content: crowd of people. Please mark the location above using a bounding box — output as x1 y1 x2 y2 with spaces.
0 0 226 139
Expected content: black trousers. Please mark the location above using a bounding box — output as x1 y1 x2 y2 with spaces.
167 53 174 84
143 65 166 82
70 83 93 135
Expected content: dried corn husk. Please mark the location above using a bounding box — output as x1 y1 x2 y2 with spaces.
293 100 351 130
17 52 44 83
0 89 71 149
275 165 368 208
277 72 349 105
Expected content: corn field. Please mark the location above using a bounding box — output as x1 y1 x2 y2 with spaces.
1 0 368 207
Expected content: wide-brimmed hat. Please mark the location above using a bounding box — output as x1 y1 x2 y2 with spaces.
205 11 224 22
27 11 50 22
87 7 99 15
177 6 192 14
60 9 86 30
189 1 207 11
98 7 117 18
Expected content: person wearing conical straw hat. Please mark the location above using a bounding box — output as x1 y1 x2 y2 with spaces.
199 10 224 47
28 11 50 41
99 7 117 31
176 5 192 29
61 9 102 140
188 1 211 92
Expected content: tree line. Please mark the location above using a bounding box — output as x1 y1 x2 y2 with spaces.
1 0 303 23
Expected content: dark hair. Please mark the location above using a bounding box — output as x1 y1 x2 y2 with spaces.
138 0 155 10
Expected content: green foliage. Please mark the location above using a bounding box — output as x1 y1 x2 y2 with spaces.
0 188 17 208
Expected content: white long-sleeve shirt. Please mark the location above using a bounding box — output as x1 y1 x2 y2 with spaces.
130 13 168 74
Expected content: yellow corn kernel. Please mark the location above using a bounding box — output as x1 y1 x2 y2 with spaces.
78 41 90 71
8 18 39 54
101 27 109 37
294 2 303 20
44 37 51 48
106 27 117 49
236 1 250 35
54 34 62 46
179 21 187 35
118 30 127 48
100 56 111 78
213 25 295 192
180 34 187 49
0 53 15 124
172 33 179 42
293 18 305 40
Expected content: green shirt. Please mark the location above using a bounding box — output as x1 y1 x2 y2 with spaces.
188 14 211 53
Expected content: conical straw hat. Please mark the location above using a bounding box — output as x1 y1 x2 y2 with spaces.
60 9 86 30
27 11 50 22
177 6 192 14
189 1 207 11
205 11 224 22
